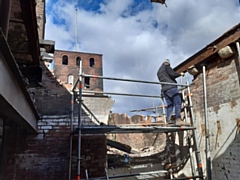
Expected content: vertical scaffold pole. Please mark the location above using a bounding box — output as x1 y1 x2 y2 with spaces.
161 97 167 124
77 59 83 180
69 88 74 180
186 74 204 179
202 65 212 180
165 132 173 179
180 76 196 178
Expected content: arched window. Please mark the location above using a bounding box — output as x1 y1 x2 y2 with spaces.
84 77 90 88
89 58 94 67
62 55 68 65
68 75 74 85
76 56 81 66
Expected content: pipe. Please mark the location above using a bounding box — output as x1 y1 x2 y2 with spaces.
236 42 240 57
81 74 189 87
161 97 167 124
76 59 83 180
186 74 204 179
80 90 161 98
68 87 74 180
180 76 196 177
202 65 212 180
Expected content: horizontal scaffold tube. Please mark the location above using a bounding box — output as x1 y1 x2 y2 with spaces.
81 73 189 87
80 90 161 98
80 170 203 180
71 125 196 134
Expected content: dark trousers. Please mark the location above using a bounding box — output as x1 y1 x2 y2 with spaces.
163 87 182 122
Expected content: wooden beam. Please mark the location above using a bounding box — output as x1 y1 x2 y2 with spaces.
107 139 138 154
175 24 240 73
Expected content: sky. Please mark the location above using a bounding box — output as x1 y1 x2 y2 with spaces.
45 0 240 117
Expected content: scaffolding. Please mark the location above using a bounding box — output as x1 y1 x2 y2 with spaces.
69 60 204 180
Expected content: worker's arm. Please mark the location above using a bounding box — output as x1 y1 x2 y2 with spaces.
166 65 181 78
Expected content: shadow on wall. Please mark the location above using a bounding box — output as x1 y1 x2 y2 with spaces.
28 61 87 116
211 128 240 180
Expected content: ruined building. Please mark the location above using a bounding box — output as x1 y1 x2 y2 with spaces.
174 24 240 179
0 0 240 180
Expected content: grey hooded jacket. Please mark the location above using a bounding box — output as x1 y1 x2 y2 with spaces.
157 63 181 92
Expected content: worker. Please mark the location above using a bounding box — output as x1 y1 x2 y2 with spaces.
157 59 188 125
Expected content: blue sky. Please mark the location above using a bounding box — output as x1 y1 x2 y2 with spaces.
45 0 240 116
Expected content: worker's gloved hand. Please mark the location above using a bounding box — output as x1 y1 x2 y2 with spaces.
180 72 185 76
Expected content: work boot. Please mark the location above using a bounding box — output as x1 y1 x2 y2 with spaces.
167 120 174 125
175 118 191 126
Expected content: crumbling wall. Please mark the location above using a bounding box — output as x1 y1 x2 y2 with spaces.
3 116 107 180
29 62 72 116
108 113 166 150
107 113 170 179
190 55 240 179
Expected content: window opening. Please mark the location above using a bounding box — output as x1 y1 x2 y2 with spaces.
68 75 74 85
62 55 68 65
84 77 90 88
76 57 81 66
89 58 94 67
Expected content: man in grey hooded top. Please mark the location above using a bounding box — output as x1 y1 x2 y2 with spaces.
157 59 188 125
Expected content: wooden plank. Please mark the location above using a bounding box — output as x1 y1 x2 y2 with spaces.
107 139 138 154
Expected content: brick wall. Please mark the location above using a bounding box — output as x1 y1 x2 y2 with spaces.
31 61 113 120
109 113 166 150
83 96 114 124
3 116 107 180
35 0 45 39
54 50 103 91
30 62 72 115
189 55 240 179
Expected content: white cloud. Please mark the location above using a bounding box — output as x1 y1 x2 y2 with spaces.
45 0 240 115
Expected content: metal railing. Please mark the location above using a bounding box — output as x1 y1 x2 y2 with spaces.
69 60 203 180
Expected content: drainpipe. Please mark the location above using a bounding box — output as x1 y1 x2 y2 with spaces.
202 65 212 180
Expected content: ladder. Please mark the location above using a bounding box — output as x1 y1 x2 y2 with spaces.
161 75 204 179
68 71 204 180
